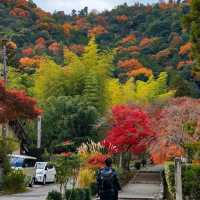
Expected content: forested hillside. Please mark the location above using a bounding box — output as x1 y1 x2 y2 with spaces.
0 0 198 97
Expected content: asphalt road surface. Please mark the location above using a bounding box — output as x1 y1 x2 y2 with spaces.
0 184 59 200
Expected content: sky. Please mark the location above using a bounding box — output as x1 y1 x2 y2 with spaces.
33 0 158 14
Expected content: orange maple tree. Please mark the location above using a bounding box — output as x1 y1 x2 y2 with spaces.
63 22 73 36
121 34 136 44
21 48 34 56
19 56 45 68
177 60 193 69
151 141 184 164
139 37 153 48
48 42 61 55
116 15 128 23
9 8 29 17
118 58 152 77
179 42 192 55
88 25 107 37
68 44 85 55
154 49 171 61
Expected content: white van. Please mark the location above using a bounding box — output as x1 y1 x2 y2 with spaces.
35 162 56 185
9 154 37 187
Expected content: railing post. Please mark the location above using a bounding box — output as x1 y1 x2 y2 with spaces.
175 157 183 200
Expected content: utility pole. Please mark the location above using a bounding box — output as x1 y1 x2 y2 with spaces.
2 44 8 138
37 115 42 149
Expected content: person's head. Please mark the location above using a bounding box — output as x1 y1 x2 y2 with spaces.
105 158 112 167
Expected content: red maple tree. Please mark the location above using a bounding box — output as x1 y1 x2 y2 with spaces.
0 81 42 123
103 105 154 154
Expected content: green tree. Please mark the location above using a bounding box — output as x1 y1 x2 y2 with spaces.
7 68 34 96
184 0 200 81
42 96 99 151
64 37 114 112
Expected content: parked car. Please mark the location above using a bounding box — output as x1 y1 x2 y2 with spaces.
35 162 56 185
9 154 37 187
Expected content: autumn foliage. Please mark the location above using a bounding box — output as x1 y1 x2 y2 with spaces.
139 37 154 48
68 44 85 55
151 141 184 164
87 153 110 168
0 81 42 123
48 42 61 54
149 97 200 163
21 48 34 56
19 56 45 68
63 22 73 36
121 34 136 44
116 15 128 23
179 42 192 55
103 105 154 154
177 60 193 69
9 8 29 17
118 59 152 77
88 25 107 37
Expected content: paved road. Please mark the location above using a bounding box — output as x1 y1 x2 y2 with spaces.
0 184 59 200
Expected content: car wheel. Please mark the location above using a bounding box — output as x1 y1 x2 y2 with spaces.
42 176 46 185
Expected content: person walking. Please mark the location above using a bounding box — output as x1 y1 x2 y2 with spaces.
97 158 121 200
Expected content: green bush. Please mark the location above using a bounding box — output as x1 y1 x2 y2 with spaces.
65 188 91 200
165 163 200 200
83 188 91 200
3 170 26 194
90 182 97 196
46 190 62 200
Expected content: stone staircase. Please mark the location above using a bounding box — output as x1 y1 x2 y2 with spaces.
119 166 164 200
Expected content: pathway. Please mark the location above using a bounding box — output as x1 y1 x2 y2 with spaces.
0 184 59 200
118 165 164 200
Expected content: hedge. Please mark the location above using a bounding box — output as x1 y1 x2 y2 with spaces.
65 188 91 200
165 163 200 200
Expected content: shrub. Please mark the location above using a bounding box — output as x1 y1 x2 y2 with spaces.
90 182 97 196
83 188 91 200
3 170 26 193
165 163 200 200
46 190 62 200
78 168 95 188
65 188 91 200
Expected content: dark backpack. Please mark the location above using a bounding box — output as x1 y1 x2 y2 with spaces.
99 168 114 192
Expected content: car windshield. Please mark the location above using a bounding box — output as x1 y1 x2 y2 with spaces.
36 162 46 169
10 157 24 168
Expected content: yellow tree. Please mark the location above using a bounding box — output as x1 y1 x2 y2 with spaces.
106 72 174 108
34 58 68 102
134 72 175 105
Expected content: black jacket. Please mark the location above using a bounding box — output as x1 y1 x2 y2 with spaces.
97 167 121 194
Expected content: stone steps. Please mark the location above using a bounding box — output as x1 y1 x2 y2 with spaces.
131 172 161 184
119 170 163 200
